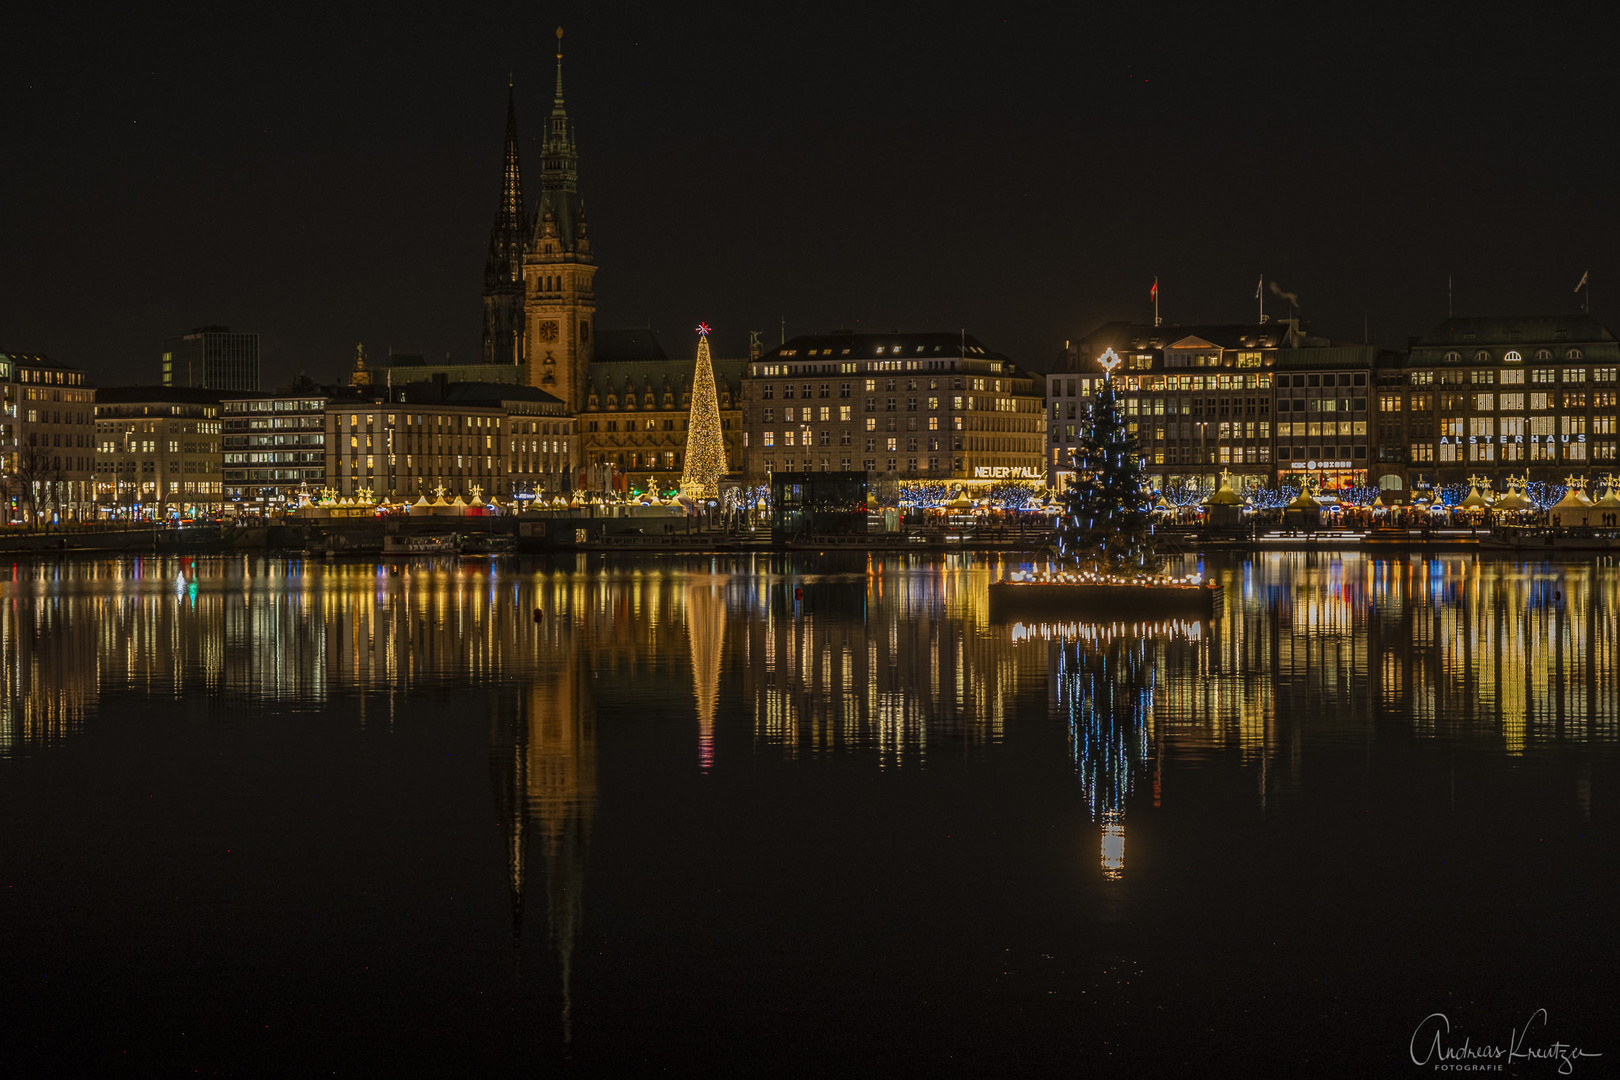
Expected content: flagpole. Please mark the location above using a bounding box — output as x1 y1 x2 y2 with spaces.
1258 275 1265 324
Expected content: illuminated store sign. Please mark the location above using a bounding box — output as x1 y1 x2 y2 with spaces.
973 466 1043 479
1289 460 1352 470
1437 435 1586 444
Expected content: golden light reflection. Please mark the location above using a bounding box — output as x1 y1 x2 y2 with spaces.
686 579 726 772
743 560 1039 763
1100 812 1126 881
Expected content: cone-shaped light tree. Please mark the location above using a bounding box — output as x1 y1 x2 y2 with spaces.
1056 354 1156 573
680 323 727 500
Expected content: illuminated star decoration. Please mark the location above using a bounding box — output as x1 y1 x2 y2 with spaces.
696 322 711 337
1097 347 1124 375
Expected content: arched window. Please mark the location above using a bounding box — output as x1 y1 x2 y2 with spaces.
1504 350 1522 362
1474 350 1491 363
1443 351 1462 363
1567 348 1584 360
1536 349 1553 361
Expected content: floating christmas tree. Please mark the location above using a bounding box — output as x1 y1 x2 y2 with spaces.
680 323 727 500
1056 352 1156 573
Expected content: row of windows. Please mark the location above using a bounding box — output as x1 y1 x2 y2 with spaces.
774 343 989 359
224 399 325 413
759 377 1005 399
1441 348 1585 363
1410 367 1613 385
758 457 958 474
1383 391 1617 412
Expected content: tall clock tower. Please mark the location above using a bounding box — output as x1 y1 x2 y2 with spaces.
522 27 596 414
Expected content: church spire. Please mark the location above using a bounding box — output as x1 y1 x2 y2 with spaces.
485 83 526 288
533 26 581 250
481 83 527 365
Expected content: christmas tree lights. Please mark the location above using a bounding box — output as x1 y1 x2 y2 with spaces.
680 323 727 500
1055 367 1156 574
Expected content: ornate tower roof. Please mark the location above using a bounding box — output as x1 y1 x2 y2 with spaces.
485 83 527 289
531 27 589 260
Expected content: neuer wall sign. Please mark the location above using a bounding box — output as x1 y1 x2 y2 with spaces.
973 466 1043 480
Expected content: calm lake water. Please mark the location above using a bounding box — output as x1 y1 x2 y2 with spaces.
2 552 1616 1076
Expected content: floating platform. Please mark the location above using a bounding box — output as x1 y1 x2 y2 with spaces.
988 579 1221 622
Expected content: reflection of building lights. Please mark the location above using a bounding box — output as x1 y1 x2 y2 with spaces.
1100 811 1125 879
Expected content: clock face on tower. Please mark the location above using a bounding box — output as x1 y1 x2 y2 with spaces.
538 320 560 343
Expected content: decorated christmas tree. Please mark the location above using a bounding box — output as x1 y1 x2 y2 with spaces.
1057 361 1156 574
679 323 727 500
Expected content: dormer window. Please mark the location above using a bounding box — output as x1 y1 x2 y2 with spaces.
1474 350 1491 363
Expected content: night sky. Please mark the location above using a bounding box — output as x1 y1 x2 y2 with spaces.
6 4 1617 388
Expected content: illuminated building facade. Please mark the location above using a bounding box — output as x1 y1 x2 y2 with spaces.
740 331 1045 488
1049 321 1381 493
1376 314 1620 493
93 387 224 518
579 330 744 494
324 379 571 499
222 387 334 508
0 352 96 521
160 325 259 392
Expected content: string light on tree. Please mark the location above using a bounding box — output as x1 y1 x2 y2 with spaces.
1055 349 1156 575
680 322 727 501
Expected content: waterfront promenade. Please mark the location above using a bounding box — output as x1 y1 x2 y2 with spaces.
3 517 1618 556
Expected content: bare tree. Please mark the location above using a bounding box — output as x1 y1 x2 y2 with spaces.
4 444 64 528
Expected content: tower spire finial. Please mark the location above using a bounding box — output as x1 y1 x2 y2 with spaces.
554 27 565 106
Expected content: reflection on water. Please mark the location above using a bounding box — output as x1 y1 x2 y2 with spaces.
741 560 1038 764
489 657 593 1042
1051 624 1199 879
2 551 1618 1057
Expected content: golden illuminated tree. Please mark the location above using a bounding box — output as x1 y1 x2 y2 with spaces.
680 323 727 500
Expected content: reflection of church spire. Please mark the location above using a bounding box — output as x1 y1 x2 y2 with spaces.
687 580 727 771
488 703 530 948
486 655 595 1044
526 670 595 1044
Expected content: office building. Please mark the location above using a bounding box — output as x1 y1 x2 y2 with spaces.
162 326 260 392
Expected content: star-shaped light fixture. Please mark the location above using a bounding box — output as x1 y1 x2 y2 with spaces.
696 322 712 336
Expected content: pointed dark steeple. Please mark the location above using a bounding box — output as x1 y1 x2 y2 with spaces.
482 81 528 365
533 27 582 254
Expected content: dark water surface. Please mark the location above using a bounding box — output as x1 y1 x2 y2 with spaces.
2 552 1616 1077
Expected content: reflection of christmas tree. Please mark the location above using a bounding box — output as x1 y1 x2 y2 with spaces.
680 324 727 500
1057 366 1155 573
1057 631 1156 879
687 580 727 773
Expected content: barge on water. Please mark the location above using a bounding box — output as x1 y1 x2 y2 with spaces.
988 575 1222 621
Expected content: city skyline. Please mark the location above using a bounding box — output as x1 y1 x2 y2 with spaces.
6 6 1618 390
